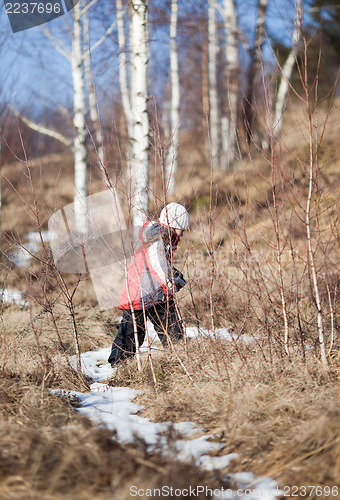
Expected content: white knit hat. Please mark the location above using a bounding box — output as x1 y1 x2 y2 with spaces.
159 203 190 230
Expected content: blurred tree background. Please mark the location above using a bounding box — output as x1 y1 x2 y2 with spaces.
0 0 339 216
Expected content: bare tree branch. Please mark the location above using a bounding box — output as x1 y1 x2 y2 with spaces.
82 18 118 60
41 27 72 60
14 110 73 148
80 0 101 18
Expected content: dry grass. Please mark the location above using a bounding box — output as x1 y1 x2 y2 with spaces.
0 311 228 499
0 412 225 500
109 338 340 496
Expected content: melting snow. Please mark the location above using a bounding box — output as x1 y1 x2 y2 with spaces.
8 231 52 267
54 327 282 499
0 288 28 307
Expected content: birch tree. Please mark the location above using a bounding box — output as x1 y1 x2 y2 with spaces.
273 0 303 140
72 1 88 234
130 0 149 235
244 0 268 143
74 3 118 216
221 0 239 169
208 0 219 169
165 0 180 195
14 2 116 232
16 5 89 233
116 0 133 138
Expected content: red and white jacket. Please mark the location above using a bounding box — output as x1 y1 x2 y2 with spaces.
118 221 186 310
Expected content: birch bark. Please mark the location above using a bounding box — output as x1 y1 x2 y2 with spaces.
129 0 150 237
273 0 302 139
72 1 88 234
208 0 219 169
83 11 104 167
116 0 133 138
221 0 238 170
165 0 180 195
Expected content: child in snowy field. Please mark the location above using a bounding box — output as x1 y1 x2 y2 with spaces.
108 203 190 367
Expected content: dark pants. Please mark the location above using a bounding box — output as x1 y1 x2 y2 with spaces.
108 300 183 366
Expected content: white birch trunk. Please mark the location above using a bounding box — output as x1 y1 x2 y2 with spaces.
72 2 88 234
306 127 328 367
130 0 149 238
116 0 133 139
83 12 104 167
165 0 180 195
273 0 302 139
221 0 238 170
208 0 219 169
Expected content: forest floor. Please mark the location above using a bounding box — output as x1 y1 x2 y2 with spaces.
0 103 339 499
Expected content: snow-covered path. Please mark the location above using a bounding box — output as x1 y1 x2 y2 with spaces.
53 326 282 500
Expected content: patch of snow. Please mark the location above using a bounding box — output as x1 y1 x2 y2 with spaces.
218 473 283 499
52 382 227 457
199 453 239 471
8 231 52 267
186 326 252 343
69 347 114 383
8 246 32 267
0 288 28 307
54 344 281 499
174 435 225 462
141 321 252 349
